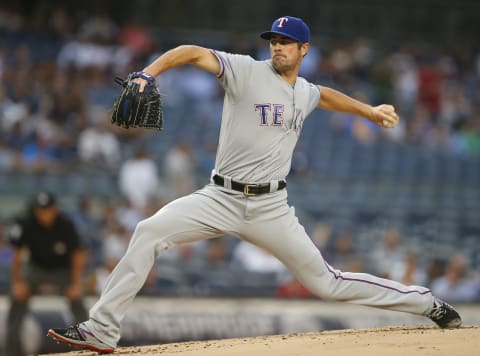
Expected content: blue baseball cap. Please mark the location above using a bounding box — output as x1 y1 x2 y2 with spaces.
260 16 310 43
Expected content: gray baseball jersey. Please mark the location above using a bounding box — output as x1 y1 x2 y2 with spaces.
211 50 319 182
84 50 434 348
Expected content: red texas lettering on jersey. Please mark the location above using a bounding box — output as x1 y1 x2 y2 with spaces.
254 103 284 126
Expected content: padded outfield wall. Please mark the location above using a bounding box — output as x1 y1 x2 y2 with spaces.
0 296 479 354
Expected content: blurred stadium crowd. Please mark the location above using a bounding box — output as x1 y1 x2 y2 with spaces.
0 4 479 303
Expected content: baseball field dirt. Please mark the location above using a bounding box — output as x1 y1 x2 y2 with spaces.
41 325 479 356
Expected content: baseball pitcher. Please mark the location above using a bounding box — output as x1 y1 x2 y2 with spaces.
48 16 461 353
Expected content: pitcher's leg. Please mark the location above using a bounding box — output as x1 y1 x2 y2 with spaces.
86 192 224 347
244 205 433 316
293 255 433 314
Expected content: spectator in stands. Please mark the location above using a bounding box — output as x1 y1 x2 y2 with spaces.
330 230 365 273
390 52 418 118
425 258 447 288
290 144 313 179
114 198 145 235
0 43 7 79
4 192 88 356
417 56 442 117
92 219 130 295
77 109 121 172
369 227 406 279
430 253 480 303
0 136 22 171
310 222 334 261
389 250 427 286
47 4 76 40
196 138 219 177
0 220 13 292
231 240 288 277
156 242 205 268
117 16 154 56
57 15 117 71
69 194 103 269
21 131 64 173
196 239 235 294
164 141 196 199
118 147 161 210
2 119 30 163
0 80 30 136
204 239 230 270
179 65 220 102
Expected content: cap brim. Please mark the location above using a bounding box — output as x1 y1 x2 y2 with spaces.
260 30 300 42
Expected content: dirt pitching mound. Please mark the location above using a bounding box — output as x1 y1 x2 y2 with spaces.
42 326 479 356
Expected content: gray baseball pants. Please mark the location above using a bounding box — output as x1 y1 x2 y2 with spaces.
85 183 433 347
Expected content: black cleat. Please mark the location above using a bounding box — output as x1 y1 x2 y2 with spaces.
427 298 462 329
47 323 115 354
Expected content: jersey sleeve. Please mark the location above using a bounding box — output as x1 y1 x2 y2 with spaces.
209 50 254 101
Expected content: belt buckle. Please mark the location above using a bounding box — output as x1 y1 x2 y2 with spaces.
243 184 257 196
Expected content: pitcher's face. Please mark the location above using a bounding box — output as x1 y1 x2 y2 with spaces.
270 35 308 74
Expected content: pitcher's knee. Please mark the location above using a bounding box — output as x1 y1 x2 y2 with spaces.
291 257 340 300
128 219 156 248
133 219 151 236
302 274 338 300
131 216 172 251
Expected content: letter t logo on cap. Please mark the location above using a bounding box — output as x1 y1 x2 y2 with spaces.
277 17 289 28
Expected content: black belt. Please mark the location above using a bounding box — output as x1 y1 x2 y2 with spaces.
213 174 286 196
